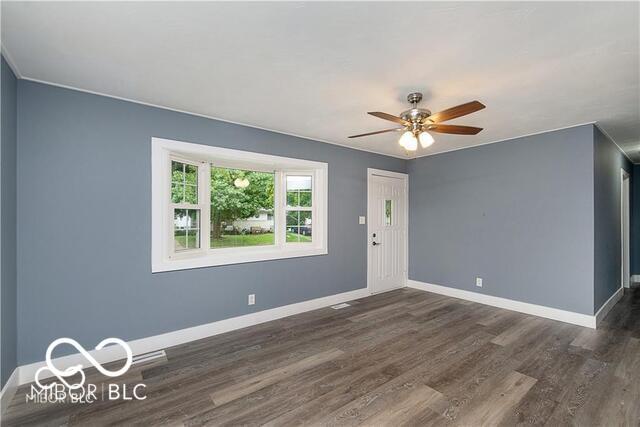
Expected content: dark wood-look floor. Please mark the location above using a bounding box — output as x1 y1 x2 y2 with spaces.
4 287 640 426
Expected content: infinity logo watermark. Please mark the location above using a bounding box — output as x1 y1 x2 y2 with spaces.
26 338 146 404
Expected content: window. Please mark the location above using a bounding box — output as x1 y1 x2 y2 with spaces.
210 167 275 249
171 160 205 251
152 138 328 272
286 175 313 243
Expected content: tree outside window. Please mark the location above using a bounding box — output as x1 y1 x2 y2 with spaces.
210 167 275 248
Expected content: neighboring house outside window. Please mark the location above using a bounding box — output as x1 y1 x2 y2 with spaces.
152 137 328 272
230 209 275 235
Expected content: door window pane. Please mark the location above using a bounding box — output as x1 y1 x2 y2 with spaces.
171 161 198 204
174 209 200 251
210 167 275 248
384 200 392 226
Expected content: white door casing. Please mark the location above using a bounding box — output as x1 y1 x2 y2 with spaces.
367 168 408 294
621 169 630 288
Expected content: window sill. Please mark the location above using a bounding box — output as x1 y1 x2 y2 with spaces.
152 246 328 273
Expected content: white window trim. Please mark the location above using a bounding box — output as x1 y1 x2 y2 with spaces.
152 137 328 273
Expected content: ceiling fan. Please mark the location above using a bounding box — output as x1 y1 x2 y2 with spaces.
348 92 485 152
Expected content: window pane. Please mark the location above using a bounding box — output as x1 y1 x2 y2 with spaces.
300 211 312 226
174 209 200 251
187 230 199 248
286 228 300 242
286 191 299 207
184 184 198 204
172 161 184 179
286 211 299 226
210 167 275 248
184 164 198 184
286 176 312 208
385 200 392 226
286 210 312 243
287 226 312 242
171 183 184 203
299 190 312 207
171 161 198 204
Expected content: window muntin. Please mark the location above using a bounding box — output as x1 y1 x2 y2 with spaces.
285 175 313 243
210 167 276 249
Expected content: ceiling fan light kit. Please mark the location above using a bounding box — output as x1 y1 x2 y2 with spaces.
399 131 418 150
418 131 434 148
349 92 485 154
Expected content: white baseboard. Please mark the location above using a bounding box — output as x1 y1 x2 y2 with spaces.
595 286 624 327
17 288 370 386
631 275 640 283
1 367 19 416
407 280 596 329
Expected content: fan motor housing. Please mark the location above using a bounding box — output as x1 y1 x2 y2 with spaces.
400 108 431 123
401 92 431 123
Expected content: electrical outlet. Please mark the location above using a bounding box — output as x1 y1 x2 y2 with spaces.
476 277 483 287
248 294 255 305
359 216 366 225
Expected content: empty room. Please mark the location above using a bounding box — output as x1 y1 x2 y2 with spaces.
1 1 639 425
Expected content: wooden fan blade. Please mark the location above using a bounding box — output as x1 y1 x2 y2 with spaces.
426 101 485 123
368 112 410 126
428 124 483 135
348 128 403 138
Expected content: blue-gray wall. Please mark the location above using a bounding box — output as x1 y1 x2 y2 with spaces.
1 56 18 387
408 125 596 315
632 164 640 275
16 80 406 365
593 126 633 311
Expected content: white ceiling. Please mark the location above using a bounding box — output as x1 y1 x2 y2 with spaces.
2 2 639 160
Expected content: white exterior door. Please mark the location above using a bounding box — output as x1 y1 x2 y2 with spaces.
367 169 408 294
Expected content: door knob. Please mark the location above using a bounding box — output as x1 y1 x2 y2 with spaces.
372 241 381 246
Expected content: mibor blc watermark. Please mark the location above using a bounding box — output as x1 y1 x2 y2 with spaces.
26 338 147 404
